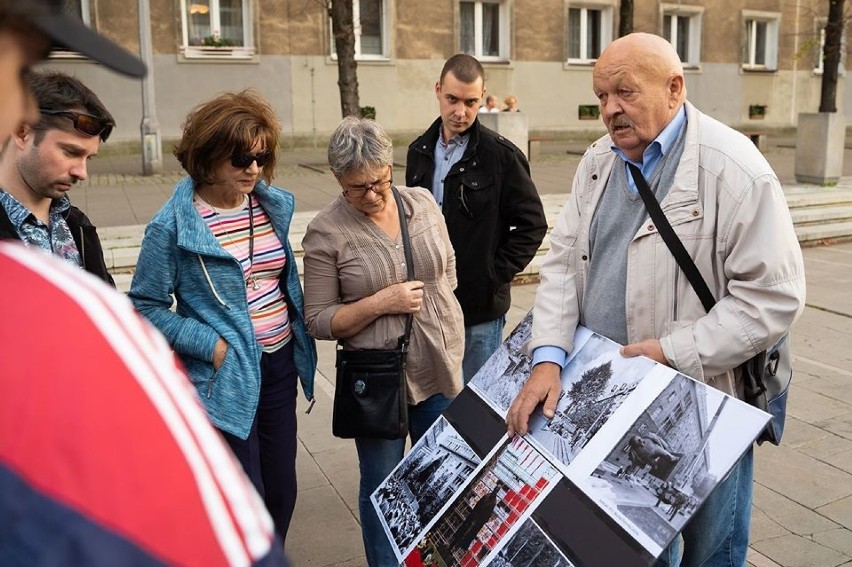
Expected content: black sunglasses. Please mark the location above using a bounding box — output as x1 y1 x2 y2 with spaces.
231 151 273 169
39 109 114 142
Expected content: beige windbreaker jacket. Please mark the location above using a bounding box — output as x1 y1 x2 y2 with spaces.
530 102 806 397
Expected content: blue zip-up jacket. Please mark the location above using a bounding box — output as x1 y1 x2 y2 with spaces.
129 177 317 439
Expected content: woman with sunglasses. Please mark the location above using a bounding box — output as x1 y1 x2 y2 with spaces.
129 90 317 546
302 117 464 566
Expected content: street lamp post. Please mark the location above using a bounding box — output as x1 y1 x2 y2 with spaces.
139 0 162 175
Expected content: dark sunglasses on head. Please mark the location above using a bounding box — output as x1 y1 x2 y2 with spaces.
231 151 273 169
39 109 114 142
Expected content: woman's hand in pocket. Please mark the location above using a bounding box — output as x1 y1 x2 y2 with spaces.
212 337 229 370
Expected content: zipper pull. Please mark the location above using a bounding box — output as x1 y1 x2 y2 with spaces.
207 380 214 398
305 397 316 414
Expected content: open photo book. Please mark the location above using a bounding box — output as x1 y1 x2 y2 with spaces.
371 312 770 567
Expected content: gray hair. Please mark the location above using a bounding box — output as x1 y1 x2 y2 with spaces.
327 116 394 177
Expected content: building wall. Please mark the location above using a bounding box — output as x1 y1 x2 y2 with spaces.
51 0 852 143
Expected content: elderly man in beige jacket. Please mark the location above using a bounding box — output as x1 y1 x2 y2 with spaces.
507 33 805 567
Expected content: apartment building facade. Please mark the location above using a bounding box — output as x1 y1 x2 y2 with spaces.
46 0 850 142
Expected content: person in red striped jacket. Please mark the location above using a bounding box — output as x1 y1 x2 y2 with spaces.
0 1 288 564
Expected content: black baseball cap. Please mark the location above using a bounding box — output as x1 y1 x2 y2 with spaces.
25 0 146 78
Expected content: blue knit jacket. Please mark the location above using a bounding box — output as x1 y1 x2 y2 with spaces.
129 177 317 439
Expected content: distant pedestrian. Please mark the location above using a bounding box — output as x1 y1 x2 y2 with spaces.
407 53 546 383
0 71 114 284
478 94 501 113
130 90 317 546
503 95 520 112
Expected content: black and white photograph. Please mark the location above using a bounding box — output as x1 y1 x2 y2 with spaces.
527 333 657 469
405 435 561 567
488 518 577 567
470 313 593 417
371 416 482 559
469 311 535 416
583 373 770 555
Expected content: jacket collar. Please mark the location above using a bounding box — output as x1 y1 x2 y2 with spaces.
588 101 701 210
171 176 293 257
413 116 481 160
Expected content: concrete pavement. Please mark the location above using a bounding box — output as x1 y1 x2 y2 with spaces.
74 138 852 566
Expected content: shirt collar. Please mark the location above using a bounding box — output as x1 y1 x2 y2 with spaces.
438 131 470 150
611 104 686 164
0 189 70 229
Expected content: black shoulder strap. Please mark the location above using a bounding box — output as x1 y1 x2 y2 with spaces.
392 188 415 349
627 163 716 313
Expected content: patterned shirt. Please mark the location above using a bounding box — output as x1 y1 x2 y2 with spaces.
0 190 82 268
194 193 291 352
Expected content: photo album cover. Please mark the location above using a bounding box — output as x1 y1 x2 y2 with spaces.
371 312 770 567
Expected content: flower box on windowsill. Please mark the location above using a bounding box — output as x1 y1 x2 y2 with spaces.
748 104 767 120
181 45 256 60
578 104 600 120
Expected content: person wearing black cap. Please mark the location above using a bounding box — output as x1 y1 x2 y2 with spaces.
0 2 289 565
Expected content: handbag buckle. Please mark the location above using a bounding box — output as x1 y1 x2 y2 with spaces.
767 350 780 377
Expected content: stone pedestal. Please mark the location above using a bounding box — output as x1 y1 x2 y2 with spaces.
478 112 529 159
795 112 846 185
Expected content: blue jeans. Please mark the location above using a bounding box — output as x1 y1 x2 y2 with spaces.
462 315 506 384
355 393 453 567
654 447 754 567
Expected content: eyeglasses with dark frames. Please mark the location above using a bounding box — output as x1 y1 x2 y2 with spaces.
342 173 393 198
230 151 273 169
39 109 114 142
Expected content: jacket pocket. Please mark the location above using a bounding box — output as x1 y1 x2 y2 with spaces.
182 356 216 397
456 173 496 220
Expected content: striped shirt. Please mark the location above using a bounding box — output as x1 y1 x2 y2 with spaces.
195 194 291 352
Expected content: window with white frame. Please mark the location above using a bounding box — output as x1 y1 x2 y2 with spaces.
813 19 847 74
661 5 703 67
742 12 779 71
567 5 613 63
459 0 509 60
330 0 389 60
181 0 254 59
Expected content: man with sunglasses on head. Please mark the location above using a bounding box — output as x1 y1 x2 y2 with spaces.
0 70 114 284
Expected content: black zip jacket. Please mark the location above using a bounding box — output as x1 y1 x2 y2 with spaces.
0 203 115 287
406 117 547 326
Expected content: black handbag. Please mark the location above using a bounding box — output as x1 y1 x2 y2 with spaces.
628 164 791 446
332 188 414 440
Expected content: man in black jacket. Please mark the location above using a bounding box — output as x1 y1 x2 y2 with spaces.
0 70 114 285
406 54 546 383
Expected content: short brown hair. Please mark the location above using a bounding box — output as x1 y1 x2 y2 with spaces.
440 53 485 85
29 70 114 143
174 90 280 185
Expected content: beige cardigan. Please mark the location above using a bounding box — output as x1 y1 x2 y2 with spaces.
302 186 464 403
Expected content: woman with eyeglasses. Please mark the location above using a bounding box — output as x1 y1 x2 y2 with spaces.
129 90 317 546
302 116 464 566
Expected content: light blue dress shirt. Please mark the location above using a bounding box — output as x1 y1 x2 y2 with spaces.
432 132 469 207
